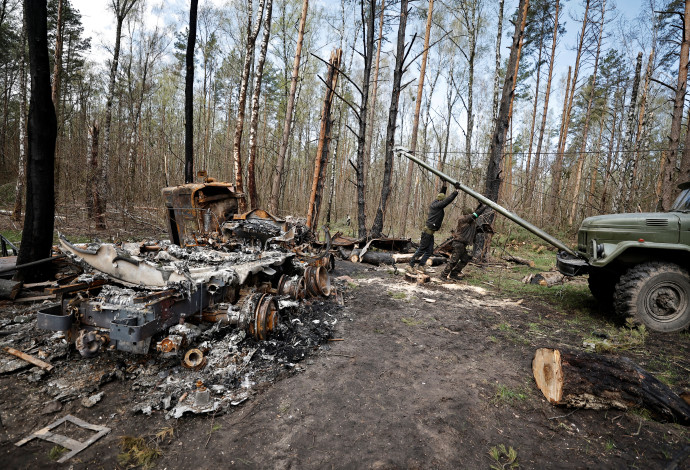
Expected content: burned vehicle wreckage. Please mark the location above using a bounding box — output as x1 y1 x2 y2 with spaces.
21 180 339 417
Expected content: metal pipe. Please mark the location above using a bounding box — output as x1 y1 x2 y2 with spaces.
395 147 581 258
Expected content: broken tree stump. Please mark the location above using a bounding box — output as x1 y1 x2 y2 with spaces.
532 348 690 425
0 279 23 300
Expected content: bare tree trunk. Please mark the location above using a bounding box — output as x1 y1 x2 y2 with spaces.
86 122 100 222
99 0 138 230
621 52 643 212
568 0 606 227
17 0 57 281
660 0 690 210
550 0 590 217
247 0 273 209
184 0 198 183
363 0 385 188
475 0 528 259
525 6 547 201
355 0 376 239
529 0 560 207
491 0 505 129
268 0 308 214
630 47 655 200
306 49 342 229
233 0 266 212
401 0 432 235
13 20 27 222
51 0 62 108
464 0 479 165
370 0 409 238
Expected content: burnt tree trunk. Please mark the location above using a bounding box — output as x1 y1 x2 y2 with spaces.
184 0 198 183
401 0 432 236
474 0 528 259
533 348 690 425
355 0 376 239
362 0 386 192
17 0 57 282
370 0 409 238
306 48 342 229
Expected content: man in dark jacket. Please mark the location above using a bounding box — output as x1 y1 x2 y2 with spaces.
439 203 488 280
407 185 459 273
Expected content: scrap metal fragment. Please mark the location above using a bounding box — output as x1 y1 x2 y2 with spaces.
15 414 111 463
59 234 187 287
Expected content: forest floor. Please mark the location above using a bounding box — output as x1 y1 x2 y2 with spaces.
1 241 690 469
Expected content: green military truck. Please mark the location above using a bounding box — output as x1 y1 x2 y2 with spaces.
397 148 690 333
557 183 690 333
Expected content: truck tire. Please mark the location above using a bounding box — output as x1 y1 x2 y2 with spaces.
588 267 619 307
613 262 690 332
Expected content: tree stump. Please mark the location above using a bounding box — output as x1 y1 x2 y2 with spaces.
532 348 690 424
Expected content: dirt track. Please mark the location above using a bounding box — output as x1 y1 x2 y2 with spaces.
2 261 690 469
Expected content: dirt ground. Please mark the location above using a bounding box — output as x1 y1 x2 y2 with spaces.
1 259 690 469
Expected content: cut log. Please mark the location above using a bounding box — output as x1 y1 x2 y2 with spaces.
522 272 565 287
502 254 535 267
391 253 446 266
337 247 394 266
532 348 690 425
0 279 23 300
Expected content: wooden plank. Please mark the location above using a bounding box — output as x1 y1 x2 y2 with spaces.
46 279 106 294
4 347 54 371
15 294 56 302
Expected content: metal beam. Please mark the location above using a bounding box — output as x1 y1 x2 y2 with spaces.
395 147 581 258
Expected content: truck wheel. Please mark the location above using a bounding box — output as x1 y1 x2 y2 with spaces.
613 262 690 332
587 267 619 307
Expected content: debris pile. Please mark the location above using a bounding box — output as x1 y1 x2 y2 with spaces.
1 181 344 420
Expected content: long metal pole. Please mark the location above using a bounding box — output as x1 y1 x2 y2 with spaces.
395 147 581 257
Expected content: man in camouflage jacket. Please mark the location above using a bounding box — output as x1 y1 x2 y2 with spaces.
439 203 488 280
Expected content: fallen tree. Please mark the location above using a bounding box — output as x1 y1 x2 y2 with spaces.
532 348 690 425
337 247 394 265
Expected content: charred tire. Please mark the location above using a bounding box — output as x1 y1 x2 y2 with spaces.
587 267 620 307
613 262 690 333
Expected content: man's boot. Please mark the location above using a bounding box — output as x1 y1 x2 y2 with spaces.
406 264 416 274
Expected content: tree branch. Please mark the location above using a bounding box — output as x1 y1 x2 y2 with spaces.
317 74 361 121
310 52 363 97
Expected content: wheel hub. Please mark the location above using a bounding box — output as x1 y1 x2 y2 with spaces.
646 282 686 322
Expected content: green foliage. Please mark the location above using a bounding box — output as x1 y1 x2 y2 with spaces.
401 317 422 326
582 318 647 353
118 427 174 470
492 384 528 405
388 291 407 300
48 445 68 461
489 444 519 469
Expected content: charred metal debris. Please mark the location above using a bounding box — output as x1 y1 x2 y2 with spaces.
1 181 345 419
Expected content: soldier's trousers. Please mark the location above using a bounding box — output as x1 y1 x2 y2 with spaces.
442 240 471 276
